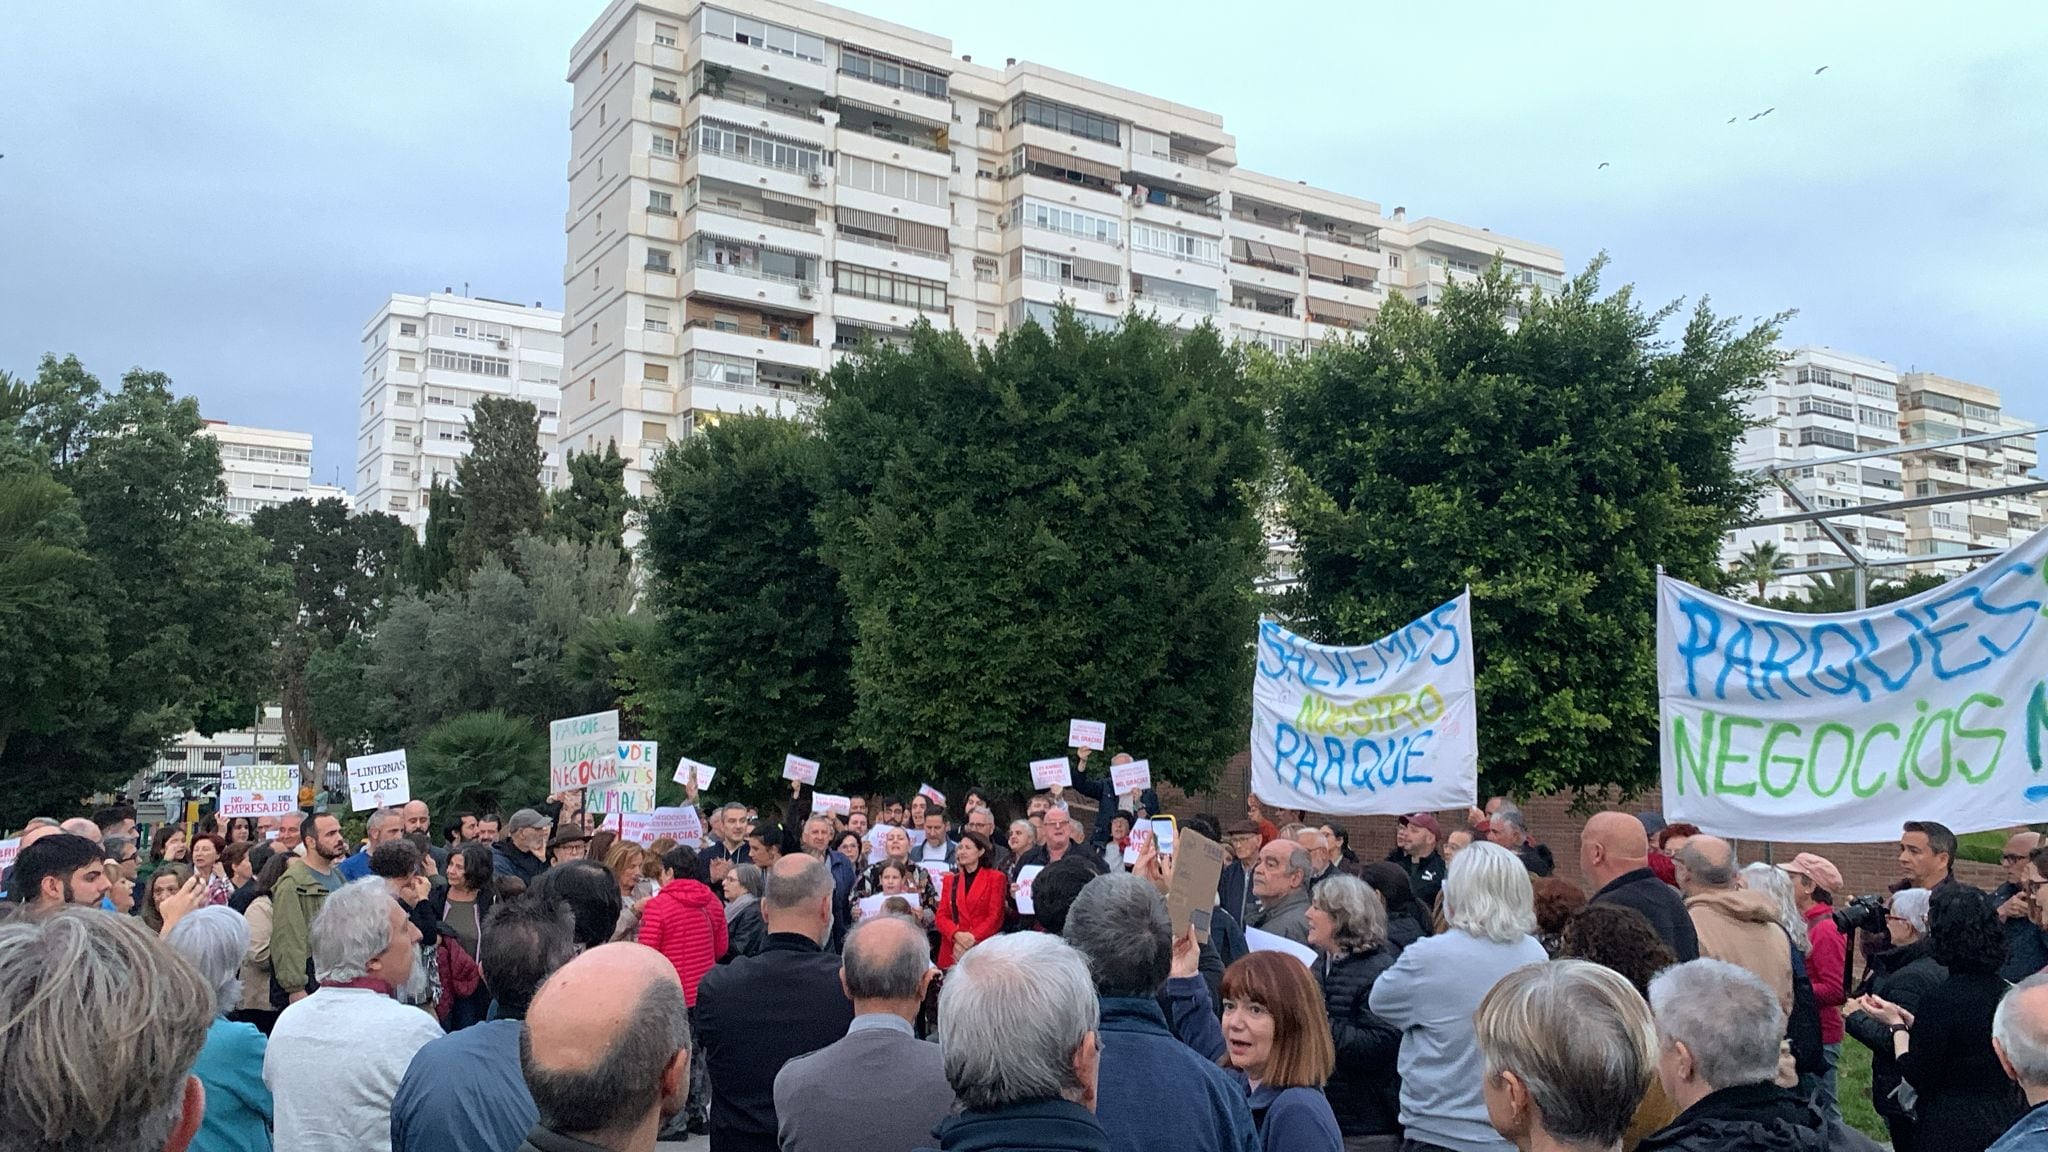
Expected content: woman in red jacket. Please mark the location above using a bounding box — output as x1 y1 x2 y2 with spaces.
935 831 1007 969
637 845 729 1005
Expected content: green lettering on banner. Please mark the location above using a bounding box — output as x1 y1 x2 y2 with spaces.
1757 722 1805 799
1671 713 1714 796
1897 702 1936 792
2027 681 2048 773
1809 724 1857 799
1712 715 1764 796
1952 693 2006 784
1848 724 1899 799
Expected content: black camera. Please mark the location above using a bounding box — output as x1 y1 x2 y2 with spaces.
1834 892 1887 935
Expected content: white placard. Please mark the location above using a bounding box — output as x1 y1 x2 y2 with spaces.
1250 592 1480 816
673 757 717 791
615 812 655 846
919 860 952 884
812 792 852 816
346 750 411 812
1013 864 1044 915
858 891 922 918
866 824 893 863
0 838 19 874
918 783 945 807
1245 926 1319 967
587 740 658 815
218 790 298 819
648 805 703 846
1068 719 1106 750
222 762 297 792
1122 824 1153 865
1110 759 1153 795
1030 757 1073 789
550 710 621 793
782 754 820 785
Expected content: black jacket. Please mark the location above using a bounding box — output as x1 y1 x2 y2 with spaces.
492 845 547 886
1591 867 1701 961
1516 841 1555 877
1385 914 1423 955
1218 859 1257 926
919 1098 1112 1152
1994 882 2048 982
1895 970 2026 1152
1638 1081 1883 1152
1845 937 1946 1125
1314 947 1401 1138
1383 847 1447 910
696 932 854 1152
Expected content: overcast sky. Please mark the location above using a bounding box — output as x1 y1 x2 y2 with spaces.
2 2 2043 483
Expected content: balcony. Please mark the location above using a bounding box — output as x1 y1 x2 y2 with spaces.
1134 186 1222 220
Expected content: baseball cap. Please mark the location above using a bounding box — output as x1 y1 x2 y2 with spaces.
1398 813 1441 837
504 809 550 834
1778 852 1843 892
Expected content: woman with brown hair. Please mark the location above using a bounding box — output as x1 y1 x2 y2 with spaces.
1220 951 1344 1152
1561 902 1677 1150
142 862 196 933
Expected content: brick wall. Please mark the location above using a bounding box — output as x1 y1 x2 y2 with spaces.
1164 753 2007 899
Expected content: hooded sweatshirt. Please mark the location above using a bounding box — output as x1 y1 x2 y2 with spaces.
1686 887 1794 1018
636 877 728 1005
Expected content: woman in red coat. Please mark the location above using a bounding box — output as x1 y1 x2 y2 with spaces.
637 846 728 1005
935 831 1007 969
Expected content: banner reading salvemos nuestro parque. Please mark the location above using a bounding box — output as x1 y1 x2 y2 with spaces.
1659 530 2048 843
1250 591 1479 816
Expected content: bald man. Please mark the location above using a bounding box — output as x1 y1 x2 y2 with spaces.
1675 835 1792 1016
1583 811 1699 961
520 942 690 1152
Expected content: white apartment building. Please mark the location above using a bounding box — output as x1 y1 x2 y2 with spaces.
1897 372 2042 575
1724 347 1907 596
355 292 567 531
202 421 318 522
562 0 1564 497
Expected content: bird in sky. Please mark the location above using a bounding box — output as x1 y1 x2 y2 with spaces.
1750 107 1775 120
1727 116 1738 124
1814 65 1830 75
1598 161 1610 169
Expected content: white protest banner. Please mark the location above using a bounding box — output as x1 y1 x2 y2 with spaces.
1249 591 1479 816
1658 532 2048 843
1068 719 1106 750
812 792 852 817
346 750 411 812
917 783 946 807
782 754 820 785
1110 759 1153 795
587 740 658 814
1030 757 1073 790
1244 925 1318 968
858 891 922 918
217 761 301 819
0 838 19 875
649 805 704 846
550 711 621 793
673 757 717 792
1013 864 1044 915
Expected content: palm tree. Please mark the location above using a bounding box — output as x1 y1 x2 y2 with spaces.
1729 541 1789 602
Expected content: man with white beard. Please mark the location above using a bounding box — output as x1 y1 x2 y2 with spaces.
265 877 442 1152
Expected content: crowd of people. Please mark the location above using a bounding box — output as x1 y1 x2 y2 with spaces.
8 773 2048 1152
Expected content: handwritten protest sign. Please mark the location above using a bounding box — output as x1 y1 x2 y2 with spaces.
346 750 410 812
587 741 658 814
0 839 18 875
673 758 716 791
812 793 852 817
219 761 299 818
782 754 820 785
919 861 951 885
1068 719 1106 750
1111 759 1153 795
1249 591 1479 816
1030 757 1073 790
615 813 654 846
550 711 621 793
649 805 704 846
1658 532 2048 843
1013 864 1044 915
918 783 945 807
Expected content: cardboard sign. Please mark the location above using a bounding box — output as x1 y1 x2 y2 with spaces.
550 710 621 793
1165 827 1226 942
587 740 658 815
346 750 411 812
1110 759 1153 795
1246 925 1318 967
218 790 298 819
673 757 717 792
782 754 820 785
1068 719 1106 751
1013 864 1044 915
858 891 921 918
812 792 852 817
1030 757 1073 790
918 783 946 807
649 805 704 846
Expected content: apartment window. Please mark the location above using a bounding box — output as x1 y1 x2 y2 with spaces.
654 22 679 47
835 207 948 258
689 234 815 282
837 155 946 207
395 390 416 406
977 108 997 128
398 322 418 336
1387 253 1401 270
397 355 416 370
695 118 822 173
1132 274 1218 313
838 45 949 100
644 362 671 383
1776 400 1790 415
601 49 609 71
1008 96 1119 145
589 378 597 400
648 189 674 215
688 350 757 387
599 103 607 125
1019 249 1119 293
393 423 416 440
693 6 826 63
1132 222 1221 266
973 256 998 283
645 247 673 273
390 495 411 512
426 349 512 377
644 304 671 332
651 76 679 103
978 308 997 331
640 421 669 445
651 132 677 158
1011 197 1119 244
833 263 948 311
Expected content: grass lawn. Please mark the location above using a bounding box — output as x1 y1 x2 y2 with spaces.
1838 1038 1889 1143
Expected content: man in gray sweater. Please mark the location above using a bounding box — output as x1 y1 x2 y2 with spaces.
773 914 952 1152
1248 840 1313 944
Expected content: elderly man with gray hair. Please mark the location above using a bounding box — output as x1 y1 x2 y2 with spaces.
1672 835 1793 1018
1474 959 1657 1152
265 877 443 1152
1484 804 1555 878
0 908 212 1152
1638 959 1880 1152
1991 973 2048 1151
774 915 952 1152
924 932 1108 1152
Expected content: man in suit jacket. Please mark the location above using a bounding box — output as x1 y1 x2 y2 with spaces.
774 914 952 1152
696 854 855 1152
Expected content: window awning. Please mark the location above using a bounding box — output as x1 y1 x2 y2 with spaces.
1018 145 1120 184
1307 297 1374 327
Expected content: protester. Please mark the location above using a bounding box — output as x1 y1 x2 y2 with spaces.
832 828 865 872
1015 806 1105 880
1474 959 1657 1152
774 915 951 1152
1061 873 1257 1152
547 825 591 866
1371 841 1546 1152
1994 832 2048 982
967 807 1009 874
221 841 257 906
391 899 578 1152
1250 840 1313 945
517 942 692 1152
936 830 1006 969
234 851 291 1030
525 860 624 951
0 908 212 1152
1388 813 1449 909
166 906 274 1152
1221 820 1263 924
1903 821 1964 892
271 811 348 1004
1640 959 1881 1152
1581 811 1700 962
1359 862 1429 952
477 814 500 845
337 808 405 882
857 825 943 920
1006 819 1039 880
1296 826 1339 891
1485 806 1554 877
1990 974 2048 1152
1442 828 1474 863
696 854 855 1152
1531 876 1588 958
266 877 443 1152
1855 887 2024 1152
6 832 112 914
1030 853 1108 935
1559 903 1680 1148
1845 887 1946 1151
712 862 760 959
1306 874 1403 1149
492 810 552 885
426 841 496 1028
144 862 198 934
1209 951 1343 1152
801 815 856 947
1673 836 1792 1016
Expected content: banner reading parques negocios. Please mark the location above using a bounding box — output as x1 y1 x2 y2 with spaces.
1659 531 2048 843
1250 591 1479 816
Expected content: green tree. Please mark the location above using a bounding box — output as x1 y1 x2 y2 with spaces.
451 397 544 577
405 478 462 593
1273 261 1778 798
634 416 857 801
0 470 109 764
816 313 1268 795
547 440 632 551
409 710 548 819
1729 540 1789 602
